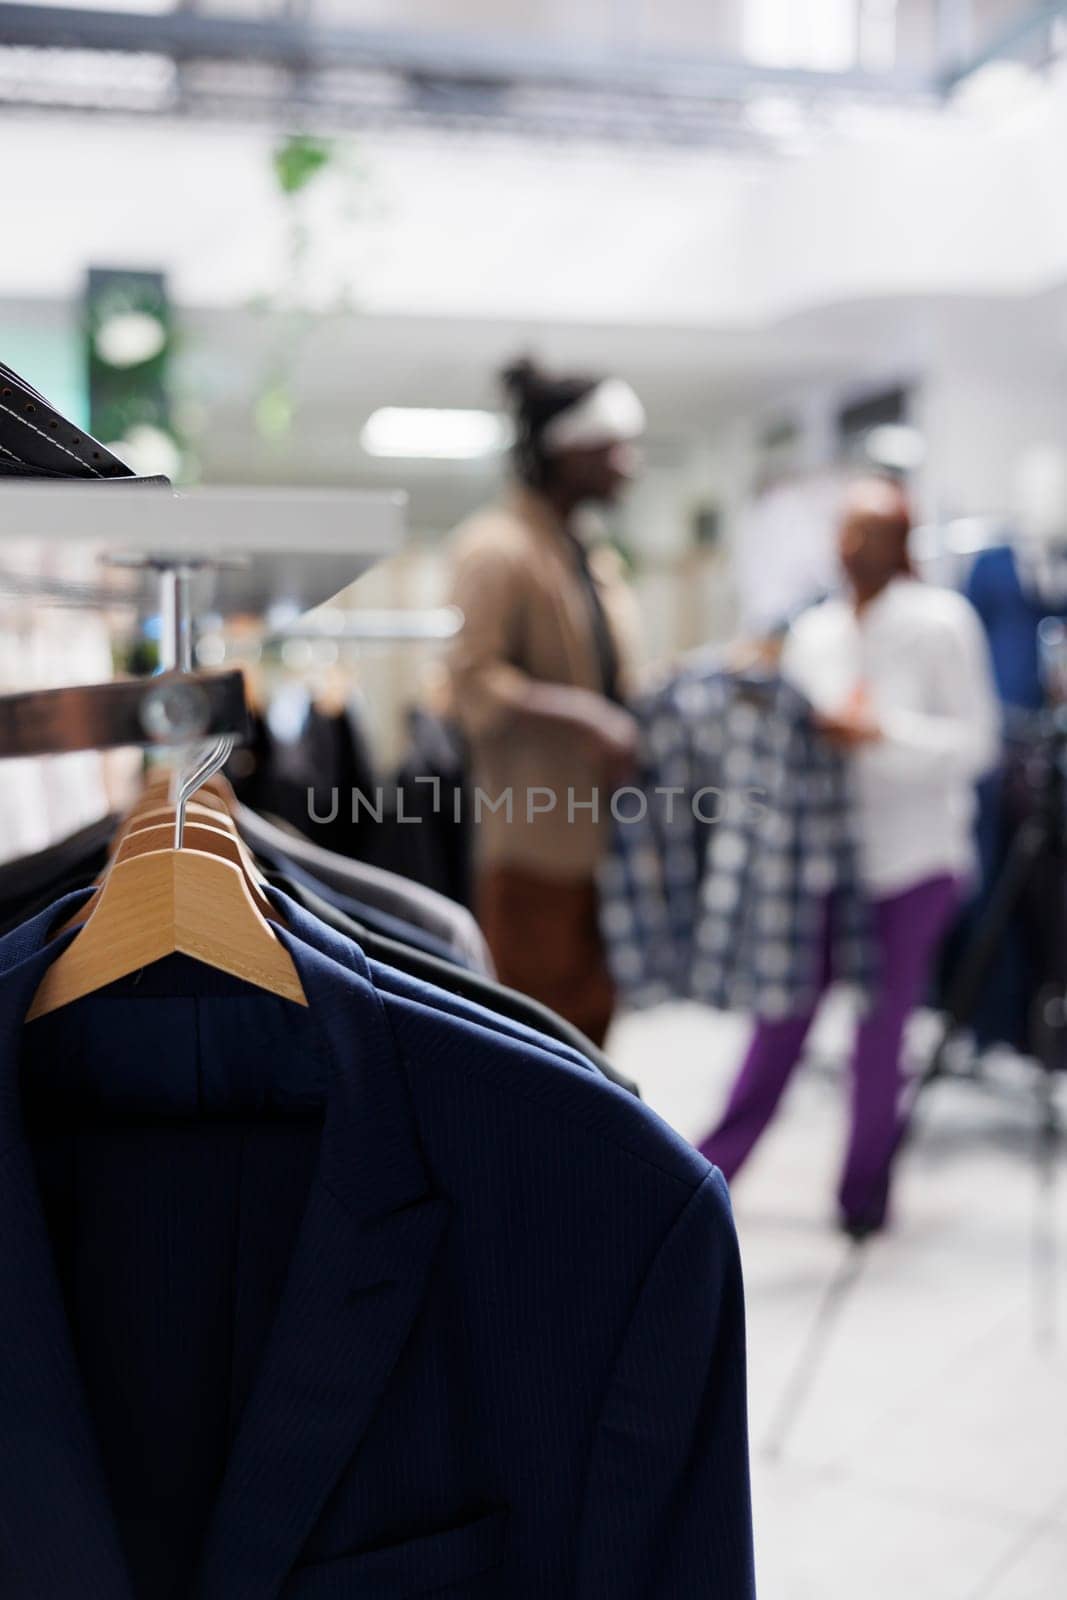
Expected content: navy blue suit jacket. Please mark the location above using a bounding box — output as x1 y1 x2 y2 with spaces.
966 544 1067 712
0 894 754 1599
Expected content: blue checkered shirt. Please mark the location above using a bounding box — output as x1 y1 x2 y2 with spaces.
600 667 874 1018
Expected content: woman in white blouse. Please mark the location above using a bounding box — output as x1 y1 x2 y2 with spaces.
700 479 1000 1235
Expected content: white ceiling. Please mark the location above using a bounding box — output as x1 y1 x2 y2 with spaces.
1 31 1064 531
11 0 1031 68
2 58 1065 328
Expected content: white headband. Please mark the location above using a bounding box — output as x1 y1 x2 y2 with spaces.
540 378 646 456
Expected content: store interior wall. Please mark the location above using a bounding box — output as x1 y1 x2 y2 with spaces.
3 48 1066 748
4 283 1061 755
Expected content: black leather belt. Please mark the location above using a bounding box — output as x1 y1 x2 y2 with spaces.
0 359 137 480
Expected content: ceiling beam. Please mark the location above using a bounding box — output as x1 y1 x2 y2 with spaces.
0 2 933 102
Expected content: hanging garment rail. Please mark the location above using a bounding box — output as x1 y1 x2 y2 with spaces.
0 480 407 760
0 671 249 759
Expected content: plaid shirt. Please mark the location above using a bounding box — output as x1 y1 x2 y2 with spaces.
600 666 874 1018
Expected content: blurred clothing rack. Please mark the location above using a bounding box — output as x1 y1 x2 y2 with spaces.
0 484 407 767
264 606 464 645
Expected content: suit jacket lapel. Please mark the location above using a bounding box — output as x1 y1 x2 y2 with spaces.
0 913 136 1600
195 929 448 1600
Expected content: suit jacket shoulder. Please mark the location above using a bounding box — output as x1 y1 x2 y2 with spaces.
380 982 712 1201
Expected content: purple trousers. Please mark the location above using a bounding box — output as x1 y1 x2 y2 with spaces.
699 874 959 1228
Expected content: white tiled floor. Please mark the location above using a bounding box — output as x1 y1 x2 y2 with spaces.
608 999 1067 1600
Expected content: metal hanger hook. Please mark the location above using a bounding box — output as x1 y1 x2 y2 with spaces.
173 734 236 849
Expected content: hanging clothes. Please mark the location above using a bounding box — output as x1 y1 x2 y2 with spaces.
966 543 1067 712
237 803 491 975
0 354 752 1598
689 676 874 1019
228 693 380 862
364 707 474 909
952 542 1067 1050
600 664 873 1018
1 888 754 1600
0 812 119 932
599 665 735 1009
0 811 638 1097
274 871 640 1100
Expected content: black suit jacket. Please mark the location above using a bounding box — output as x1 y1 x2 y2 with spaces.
0 895 754 1598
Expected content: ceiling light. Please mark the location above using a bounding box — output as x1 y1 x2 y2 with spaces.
361 407 513 460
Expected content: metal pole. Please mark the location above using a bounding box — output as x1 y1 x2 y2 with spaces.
158 561 195 818
160 564 193 674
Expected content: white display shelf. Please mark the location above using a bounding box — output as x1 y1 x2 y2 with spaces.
0 483 407 620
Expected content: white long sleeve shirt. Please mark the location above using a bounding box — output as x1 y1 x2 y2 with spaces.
781 577 1002 896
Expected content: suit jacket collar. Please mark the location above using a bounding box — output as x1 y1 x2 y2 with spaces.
0 896 448 1600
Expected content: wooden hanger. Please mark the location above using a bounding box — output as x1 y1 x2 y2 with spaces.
138 769 237 811
127 771 232 826
65 820 279 929
109 770 256 883
122 812 255 876
108 800 230 854
124 789 229 831
29 738 307 1020
28 850 306 1020
196 773 240 811
57 791 269 937
113 801 244 854
124 790 268 900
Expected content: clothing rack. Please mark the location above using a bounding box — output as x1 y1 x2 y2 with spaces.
0 481 406 749
0 458 755 1600
0 479 408 869
0 479 408 1010
264 606 464 645
0 672 249 759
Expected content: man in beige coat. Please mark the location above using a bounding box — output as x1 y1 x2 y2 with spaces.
446 358 644 1044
